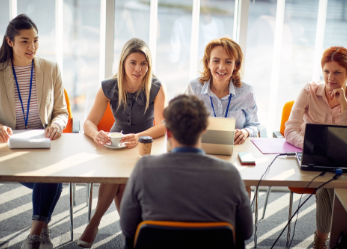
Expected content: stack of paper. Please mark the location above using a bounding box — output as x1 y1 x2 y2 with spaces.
8 130 51 149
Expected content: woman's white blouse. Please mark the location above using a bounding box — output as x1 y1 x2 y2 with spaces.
185 78 260 137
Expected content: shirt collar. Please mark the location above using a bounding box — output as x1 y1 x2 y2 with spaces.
316 83 325 97
171 147 205 154
200 78 236 98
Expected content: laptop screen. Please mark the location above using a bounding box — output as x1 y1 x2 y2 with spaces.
302 123 347 168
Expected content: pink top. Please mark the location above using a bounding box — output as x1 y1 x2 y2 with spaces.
13 64 43 130
285 81 347 149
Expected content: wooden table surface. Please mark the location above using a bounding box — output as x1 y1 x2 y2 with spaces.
0 134 347 188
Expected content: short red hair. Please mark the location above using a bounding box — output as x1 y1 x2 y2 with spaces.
199 37 243 87
321 46 347 71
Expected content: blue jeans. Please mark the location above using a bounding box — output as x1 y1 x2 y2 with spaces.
21 183 62 224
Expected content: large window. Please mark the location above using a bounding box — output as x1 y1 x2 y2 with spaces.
3 0 347 134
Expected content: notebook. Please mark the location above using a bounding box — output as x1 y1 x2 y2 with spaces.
297 123 347 172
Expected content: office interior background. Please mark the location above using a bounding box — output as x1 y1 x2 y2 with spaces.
1 0 346 134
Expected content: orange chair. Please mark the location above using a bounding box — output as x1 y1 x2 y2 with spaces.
262 100 316 247
63 89 80 241
130 221 236 249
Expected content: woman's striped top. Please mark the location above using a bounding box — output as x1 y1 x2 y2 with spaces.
13 64 43 130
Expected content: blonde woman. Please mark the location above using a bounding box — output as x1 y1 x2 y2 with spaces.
77 38 166 247
185 37 259 145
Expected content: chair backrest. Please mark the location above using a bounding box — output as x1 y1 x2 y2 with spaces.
63 89 73 133
134 221 236 249
97 102 115 132
280 100 295 136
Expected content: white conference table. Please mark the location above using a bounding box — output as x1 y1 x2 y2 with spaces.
1 133 346 247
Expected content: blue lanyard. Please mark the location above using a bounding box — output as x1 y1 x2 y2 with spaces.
12 60 34 129
210 94 232 118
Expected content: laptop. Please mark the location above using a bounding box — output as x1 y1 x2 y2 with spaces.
201 117 235 156
296 123 347 172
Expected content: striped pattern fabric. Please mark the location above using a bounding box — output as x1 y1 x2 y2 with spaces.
13 64 43 130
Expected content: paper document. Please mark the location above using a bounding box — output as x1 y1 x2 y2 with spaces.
8 130 51 149
251 138 302 154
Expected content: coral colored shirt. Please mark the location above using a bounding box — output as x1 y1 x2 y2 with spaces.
285 81 347 149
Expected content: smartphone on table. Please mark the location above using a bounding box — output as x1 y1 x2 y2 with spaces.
238 152 256 166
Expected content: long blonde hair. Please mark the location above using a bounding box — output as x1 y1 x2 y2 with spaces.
200 37 243 87
114 38 153 112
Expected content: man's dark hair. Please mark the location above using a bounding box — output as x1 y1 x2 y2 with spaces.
164 95 209 146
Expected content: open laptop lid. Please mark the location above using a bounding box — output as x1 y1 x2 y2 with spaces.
301 123 347 171
201 117 235 156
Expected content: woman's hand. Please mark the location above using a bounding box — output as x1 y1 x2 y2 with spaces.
45 123 63 140
93 130 111 145
328 88 347 111
234 129 249 145
0 124 13 143
121 134 140 149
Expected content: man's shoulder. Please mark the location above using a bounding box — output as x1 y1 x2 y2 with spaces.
138 153 237 171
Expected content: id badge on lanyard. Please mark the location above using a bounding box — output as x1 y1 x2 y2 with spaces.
12 60 34 129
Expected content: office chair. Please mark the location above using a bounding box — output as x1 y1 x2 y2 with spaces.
63 89 80 241
262 100 316 247
129 221 236 249
86 102 115 222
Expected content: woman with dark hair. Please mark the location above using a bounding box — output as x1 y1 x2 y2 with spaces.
185 37 259 145
285 46 347 249
0 14 68 249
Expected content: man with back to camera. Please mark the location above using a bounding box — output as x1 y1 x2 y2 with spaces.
120 95 253 248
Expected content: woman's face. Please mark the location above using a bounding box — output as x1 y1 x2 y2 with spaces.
323 61 347 93
124 52 149 85
208 45 235 86
6 28 39 65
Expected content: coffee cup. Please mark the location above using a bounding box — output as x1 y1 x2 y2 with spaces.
109 132 123 147
138 136 153 156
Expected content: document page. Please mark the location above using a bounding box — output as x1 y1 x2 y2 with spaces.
8 130 51 149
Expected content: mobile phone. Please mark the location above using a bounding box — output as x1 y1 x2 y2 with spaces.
238 152 256 165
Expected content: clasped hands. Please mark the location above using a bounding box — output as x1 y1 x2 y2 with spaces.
234 129 249 145
94 130 139 149
327 88 347 110
0 123 63 143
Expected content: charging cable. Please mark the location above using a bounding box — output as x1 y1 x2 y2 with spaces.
288 171 327 248
271 171 342 248
250 152 296 207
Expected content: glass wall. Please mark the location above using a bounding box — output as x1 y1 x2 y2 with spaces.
244 0 277 132
0 0 9 36
4 0 347 134
63 0 100 121
17 0 56 62
113 0 150 74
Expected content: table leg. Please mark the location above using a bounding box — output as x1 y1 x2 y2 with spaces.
88 183 93 223
254 187 259 248
286 191 293 248
69 183 74 241
330 191 347 248
73 183 76 206
86 183 90 207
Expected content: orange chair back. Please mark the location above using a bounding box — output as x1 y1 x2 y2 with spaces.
97 103 115 132
280 100 294 136
134 221 236 248
63 89 73 133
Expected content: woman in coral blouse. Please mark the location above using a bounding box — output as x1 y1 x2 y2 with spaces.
285 46 347 249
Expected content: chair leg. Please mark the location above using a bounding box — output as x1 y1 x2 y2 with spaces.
261 186 272 220
254 187 259 248
69 183 74 241
73 183 76 206
86 183 90 207
286 191 294 248
88 183 93 223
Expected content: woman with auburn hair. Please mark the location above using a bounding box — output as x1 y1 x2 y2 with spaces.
77 38 166 247
285 46 347 248
185 37 259 145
